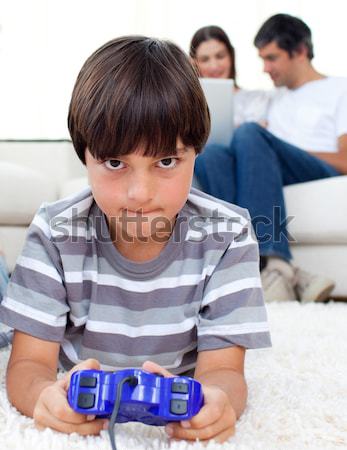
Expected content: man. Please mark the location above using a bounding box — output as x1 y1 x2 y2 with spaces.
194 14 347 301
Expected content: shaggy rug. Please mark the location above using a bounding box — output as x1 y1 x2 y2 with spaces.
0 302 346 450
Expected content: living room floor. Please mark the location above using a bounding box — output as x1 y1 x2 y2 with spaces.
0 301 346 450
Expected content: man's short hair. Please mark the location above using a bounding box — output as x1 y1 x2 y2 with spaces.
254 14 314 60
68 36 210 164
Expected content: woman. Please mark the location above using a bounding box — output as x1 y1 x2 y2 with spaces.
190 25 270 126
190 25 270 206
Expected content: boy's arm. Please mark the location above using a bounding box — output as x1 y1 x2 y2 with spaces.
7 330 60 417
7 330 106 435
143 346 246 443
194 345 247 419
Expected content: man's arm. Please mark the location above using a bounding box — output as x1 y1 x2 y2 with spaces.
194 346 247 419
310 134 347 174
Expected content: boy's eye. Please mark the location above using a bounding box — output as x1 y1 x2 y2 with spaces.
104 160 125 170
157 158 178 169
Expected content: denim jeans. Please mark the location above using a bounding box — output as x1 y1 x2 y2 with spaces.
194 122 340 261
0 254 12 348
0 255 8 302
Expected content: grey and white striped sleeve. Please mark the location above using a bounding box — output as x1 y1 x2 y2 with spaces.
0 206 69 342
197 219 271 351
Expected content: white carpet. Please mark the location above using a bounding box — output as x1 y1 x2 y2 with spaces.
0 302 346 450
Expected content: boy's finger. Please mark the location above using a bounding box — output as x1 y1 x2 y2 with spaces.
41 384 91 425
69 417 107 436
64 358 101 384
52 404 93 425
199 425 236 444
141 360 174 378
36 406 107 436
166 415 233 442
181 403 221 430
57 377 68 390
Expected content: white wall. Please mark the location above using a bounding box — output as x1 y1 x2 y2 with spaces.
0 0 346 139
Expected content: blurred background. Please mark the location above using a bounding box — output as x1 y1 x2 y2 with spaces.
1 0 347 139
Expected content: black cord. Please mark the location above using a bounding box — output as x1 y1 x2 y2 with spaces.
108 376 138 450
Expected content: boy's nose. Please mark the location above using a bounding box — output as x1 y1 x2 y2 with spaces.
127 173 154 205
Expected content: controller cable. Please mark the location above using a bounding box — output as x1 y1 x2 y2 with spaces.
108 375 138 450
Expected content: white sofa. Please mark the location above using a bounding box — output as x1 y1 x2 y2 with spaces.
0 141 86 272
1 141 347 297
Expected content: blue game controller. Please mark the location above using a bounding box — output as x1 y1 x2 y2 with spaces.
68 368 204 426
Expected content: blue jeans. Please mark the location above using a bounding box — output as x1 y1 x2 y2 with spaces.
0 255 8 302
194 122 340 261
0 254 12 348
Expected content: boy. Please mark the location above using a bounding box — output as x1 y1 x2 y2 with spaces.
0 36 271 443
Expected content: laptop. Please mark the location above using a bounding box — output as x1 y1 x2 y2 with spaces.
199 78 234 146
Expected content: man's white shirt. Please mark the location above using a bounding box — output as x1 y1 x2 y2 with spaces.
267 77 347 152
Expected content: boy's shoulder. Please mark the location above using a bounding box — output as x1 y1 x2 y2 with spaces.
181 188 252 244
185 188 250 225
39 187 94 221
33 187 96 240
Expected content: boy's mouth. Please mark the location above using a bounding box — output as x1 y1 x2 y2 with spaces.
123 208 161 216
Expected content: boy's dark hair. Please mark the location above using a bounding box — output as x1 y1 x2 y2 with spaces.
68 36 210 164
189 25 238 86
254 14 314 60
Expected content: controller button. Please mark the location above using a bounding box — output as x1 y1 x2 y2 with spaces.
79 376 97 388
171 382 189 394
77 393 95 409
170 399 188 415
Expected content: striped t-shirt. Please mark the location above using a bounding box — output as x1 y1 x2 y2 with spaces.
0 187 271 373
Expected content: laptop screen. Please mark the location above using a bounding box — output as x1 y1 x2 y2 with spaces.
199 78 234 147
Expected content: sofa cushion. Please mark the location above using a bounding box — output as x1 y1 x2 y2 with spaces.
284 175 347 244
0 162 57 225
0 226 28 273
59 176 89 199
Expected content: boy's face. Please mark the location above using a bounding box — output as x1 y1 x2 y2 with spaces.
85 140 196 244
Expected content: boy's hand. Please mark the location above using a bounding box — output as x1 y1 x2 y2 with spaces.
142 361 237 443
33 358 108 435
